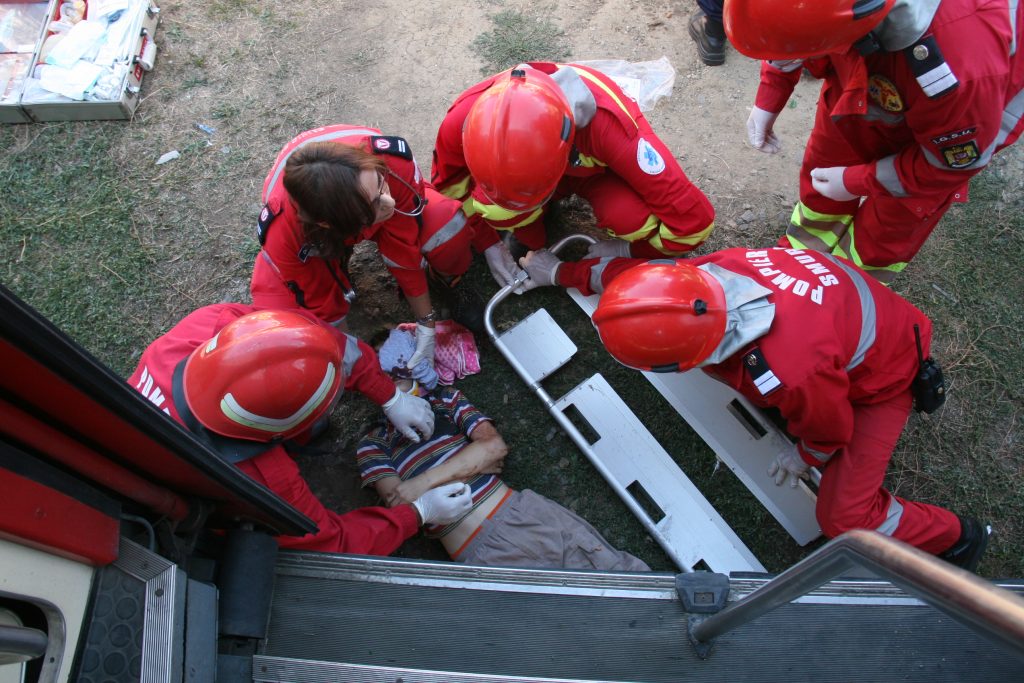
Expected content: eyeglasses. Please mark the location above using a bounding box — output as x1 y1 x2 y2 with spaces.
381 169 426 218
370 171 389 211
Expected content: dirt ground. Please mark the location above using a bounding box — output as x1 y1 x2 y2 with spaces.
68 0 1016 567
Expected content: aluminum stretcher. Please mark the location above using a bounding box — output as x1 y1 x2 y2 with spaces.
484 235 822 575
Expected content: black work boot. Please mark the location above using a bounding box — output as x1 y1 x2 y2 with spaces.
688 10 726 67
938 516 991 572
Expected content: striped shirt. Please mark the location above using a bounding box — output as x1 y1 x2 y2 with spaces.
356 387 503 538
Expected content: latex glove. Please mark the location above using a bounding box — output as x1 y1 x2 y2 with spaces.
483 242 518 288
584 239 631 259
412 482 473 525
382 387 435 443
407 323 436 369
768 446 810 488
810 166 858 202
519 249 563 288
747 106 782 154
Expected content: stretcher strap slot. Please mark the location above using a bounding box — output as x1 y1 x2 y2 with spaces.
626 480 666 525
727 399 768 439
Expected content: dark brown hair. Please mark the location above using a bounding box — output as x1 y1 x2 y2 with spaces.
282 142 387 258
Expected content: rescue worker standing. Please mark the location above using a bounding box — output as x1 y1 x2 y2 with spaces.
728 0 1024 283
129 305 473 555
250 124 484 366
431 63 716 265
519 246 990 570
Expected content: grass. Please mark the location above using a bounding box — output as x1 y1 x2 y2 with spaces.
0 124 165 376
471 8 572 74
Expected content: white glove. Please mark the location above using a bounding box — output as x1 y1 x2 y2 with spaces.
412 482 473 525
483 243 518 288
407 323 436 369
584 239 631 259
382 387 434 443
519 249 563 288
747 106 782 154
810 166 858 202
767 446 810 488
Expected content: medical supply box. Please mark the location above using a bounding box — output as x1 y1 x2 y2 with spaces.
0 0 159 123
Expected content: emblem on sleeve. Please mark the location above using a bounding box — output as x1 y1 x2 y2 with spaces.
867 75 903 112
940 141 980 169
637 138 666 175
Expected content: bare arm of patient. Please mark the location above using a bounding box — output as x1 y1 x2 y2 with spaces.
384 422 508 507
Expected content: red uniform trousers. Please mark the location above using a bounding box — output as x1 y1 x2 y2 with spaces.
785 103 960 275
420 186 475 280
236 447 419 555
509 171 685 259
816 389 960 553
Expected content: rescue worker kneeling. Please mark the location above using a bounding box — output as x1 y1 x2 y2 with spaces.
128 305 472 555
519 246 990 571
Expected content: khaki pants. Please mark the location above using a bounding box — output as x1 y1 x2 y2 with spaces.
459 489 650 572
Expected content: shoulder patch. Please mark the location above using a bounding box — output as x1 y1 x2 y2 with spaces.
637 137 665 175
370 135 413 160
743 347 782 396
903 35 958 99
939 140 980 169
256 203 277 245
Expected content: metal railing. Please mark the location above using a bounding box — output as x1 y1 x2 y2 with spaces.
690 529 1024 659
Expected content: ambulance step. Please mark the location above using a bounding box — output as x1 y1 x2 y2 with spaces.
258 553 1024 682
567 288 822 546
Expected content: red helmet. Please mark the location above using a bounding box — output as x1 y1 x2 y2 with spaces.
725 0 896 60
592 262 728 372
463 65 574 211
183 310 344 442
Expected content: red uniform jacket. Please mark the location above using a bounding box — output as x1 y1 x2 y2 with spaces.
253 125 430 325
756 0 1024 210
432 62 714 254
127 303 418 555
558 248 931 468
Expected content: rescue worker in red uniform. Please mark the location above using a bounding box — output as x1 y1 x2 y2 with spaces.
431 63 716 265
518 246 990 570
727 0 1024 283
250 124 484 366
128 305 475 555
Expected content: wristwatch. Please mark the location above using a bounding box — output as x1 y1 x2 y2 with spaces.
416 309 437 325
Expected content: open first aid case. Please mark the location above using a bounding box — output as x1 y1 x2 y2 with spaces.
0 0 159 122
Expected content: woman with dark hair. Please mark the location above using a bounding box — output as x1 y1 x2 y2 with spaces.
250 124 494 369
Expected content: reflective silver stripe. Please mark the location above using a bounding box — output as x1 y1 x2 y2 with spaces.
551 66 597 127
875 155 908 196
264 128 378 202
863 105 905 126
380 254 421 271
916 62 958 97
801 442 833 465
590 257 616 293
421 210 468 252
766 58 804 73
341 334 363 378
259 248 283 277
1010 0 1019 57
994 86 1024 149
820 254 876 371
875 496 905 536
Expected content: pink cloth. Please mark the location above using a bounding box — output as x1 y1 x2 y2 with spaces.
398 320 481 385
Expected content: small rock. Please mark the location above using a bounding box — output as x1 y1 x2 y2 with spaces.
739 209 756 223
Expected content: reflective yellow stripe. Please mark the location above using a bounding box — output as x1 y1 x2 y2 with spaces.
787 202 853 252
441 176 472 200
615 214 660 242
463 197 542 227
611 215 713 255
838 228 907 285
571 67 638 129
575 153 607 169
